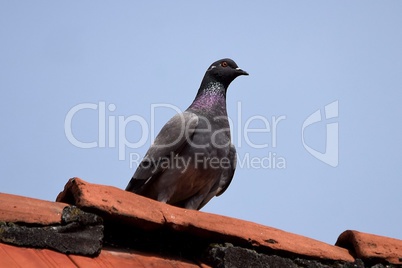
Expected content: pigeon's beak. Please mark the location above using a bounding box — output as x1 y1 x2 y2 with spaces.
235 67 249 76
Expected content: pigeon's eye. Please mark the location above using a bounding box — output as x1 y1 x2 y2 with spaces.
221 61 228 67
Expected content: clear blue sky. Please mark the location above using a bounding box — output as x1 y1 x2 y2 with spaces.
1 2 401 244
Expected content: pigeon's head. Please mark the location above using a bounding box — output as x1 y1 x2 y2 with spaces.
205 58 249 89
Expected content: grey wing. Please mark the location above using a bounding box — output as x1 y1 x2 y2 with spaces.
196 143 237 210
216 143 237 196
126 111 199 192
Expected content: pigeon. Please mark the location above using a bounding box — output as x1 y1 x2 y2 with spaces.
126 58 248 210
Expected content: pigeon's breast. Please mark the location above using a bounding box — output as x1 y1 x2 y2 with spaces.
191 112 231 154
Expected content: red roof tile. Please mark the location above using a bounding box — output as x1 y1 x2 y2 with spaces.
336 230 402 265
57 177 354 263
0 193 67 225
0 242 76 268
1 177 401 266
0 242 204 268
70 247 204 268
0 192 103 256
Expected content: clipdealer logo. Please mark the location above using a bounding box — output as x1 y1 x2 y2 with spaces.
302 101 339 167
64 100 339 168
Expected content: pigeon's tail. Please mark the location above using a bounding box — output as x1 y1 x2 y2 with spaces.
125 177 146 193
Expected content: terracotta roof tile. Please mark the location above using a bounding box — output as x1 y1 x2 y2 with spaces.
0 192 103 256
0 242 203 268
336 230 402 265
0 242 76 268
0 193 67 225
70 247 204 268
56 177 355 263
2 178 401 266
56 177 165 230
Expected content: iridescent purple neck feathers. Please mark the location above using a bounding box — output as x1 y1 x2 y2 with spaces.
189 82 227 112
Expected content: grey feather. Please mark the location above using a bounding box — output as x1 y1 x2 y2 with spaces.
126 111 199 192
196 143 237 210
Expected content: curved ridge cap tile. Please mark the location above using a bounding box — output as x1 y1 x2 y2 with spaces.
336 230 402 265
56 177 87 205
57 178 354 262
0 192 68 225
56 177 166 227
161 207 354 262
